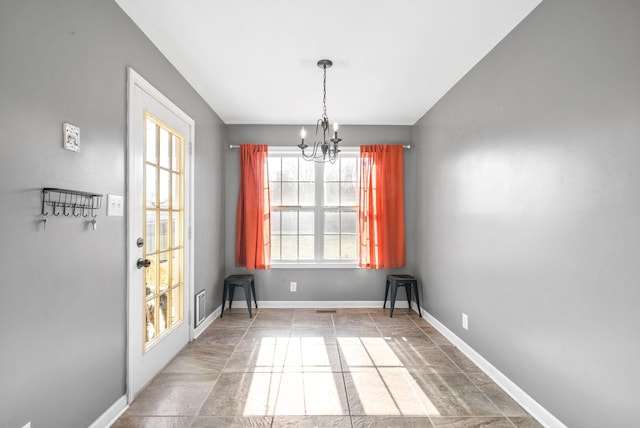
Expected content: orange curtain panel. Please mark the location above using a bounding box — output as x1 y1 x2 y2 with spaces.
235 144 271 270
358 145 405 268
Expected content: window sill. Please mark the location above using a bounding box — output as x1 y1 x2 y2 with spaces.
270 263 360 269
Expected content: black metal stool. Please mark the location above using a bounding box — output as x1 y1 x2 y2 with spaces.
221 274 258 318
383 274 422 318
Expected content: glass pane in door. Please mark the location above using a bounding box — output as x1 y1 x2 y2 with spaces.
143 112 185 351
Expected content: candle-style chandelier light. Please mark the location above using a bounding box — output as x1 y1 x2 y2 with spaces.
297 59 342 163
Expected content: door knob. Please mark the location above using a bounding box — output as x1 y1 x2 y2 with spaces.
137 258 151 269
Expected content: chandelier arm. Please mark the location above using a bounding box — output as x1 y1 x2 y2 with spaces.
301 140 324 161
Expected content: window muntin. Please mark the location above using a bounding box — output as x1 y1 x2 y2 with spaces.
269 150 358 264
143 113 184 350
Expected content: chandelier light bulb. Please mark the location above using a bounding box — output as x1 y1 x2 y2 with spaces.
300 127 306 139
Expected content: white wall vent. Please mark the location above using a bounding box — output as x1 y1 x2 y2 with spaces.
195 290 206 326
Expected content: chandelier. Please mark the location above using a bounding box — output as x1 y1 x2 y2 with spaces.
298 59 342 163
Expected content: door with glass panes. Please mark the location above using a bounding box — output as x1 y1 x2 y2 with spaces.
127 69 193 400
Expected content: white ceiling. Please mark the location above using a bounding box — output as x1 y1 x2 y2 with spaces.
115 0 542 125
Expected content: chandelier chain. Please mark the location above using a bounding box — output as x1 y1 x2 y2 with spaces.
322 66 328 121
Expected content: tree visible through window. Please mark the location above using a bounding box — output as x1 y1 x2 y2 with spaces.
269 150 358 264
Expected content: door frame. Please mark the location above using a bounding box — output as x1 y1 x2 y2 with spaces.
125 67 195 402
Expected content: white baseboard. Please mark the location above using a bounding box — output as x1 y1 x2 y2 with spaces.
229 300 410 309
89 395 127 428
420 308 566 428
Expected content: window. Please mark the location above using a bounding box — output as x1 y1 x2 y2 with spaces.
269 148 359 265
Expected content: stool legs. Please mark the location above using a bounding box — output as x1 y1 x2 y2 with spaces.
228 285 236 309
413 281 422 317
406 283 412 309
221 282 229 318
390 281 399 318
383 279 390 309
221 277 257 318
244 282 253 318
250 279 258 309
385 276 421 318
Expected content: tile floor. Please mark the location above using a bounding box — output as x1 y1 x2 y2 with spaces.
113 308 543 428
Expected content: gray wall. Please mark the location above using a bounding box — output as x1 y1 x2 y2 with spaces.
224 125 415 303
0 1 225 427
411 1 640 426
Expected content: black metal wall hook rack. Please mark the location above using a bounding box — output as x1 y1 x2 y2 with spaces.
41 188 103 218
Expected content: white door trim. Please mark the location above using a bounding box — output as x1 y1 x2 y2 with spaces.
125 67 195 402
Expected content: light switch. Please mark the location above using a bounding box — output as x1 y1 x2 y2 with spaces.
107 194 124 216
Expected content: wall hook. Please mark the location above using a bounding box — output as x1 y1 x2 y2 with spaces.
41 188 103 225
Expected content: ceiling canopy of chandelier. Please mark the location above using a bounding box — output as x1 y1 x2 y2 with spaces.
297 59 342 163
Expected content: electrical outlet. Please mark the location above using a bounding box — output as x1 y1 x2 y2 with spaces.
290 282 297 292
462 313 469 330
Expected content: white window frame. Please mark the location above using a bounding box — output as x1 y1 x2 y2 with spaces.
269 146 360 269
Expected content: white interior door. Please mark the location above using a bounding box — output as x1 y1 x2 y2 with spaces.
127 68 195 400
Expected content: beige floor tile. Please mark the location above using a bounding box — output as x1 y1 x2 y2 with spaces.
351 415 434 428
272 415 351 427
194 328 247 348
213 312 256 328
509 416 545 428
125 373 217 416
283 340 342 372
111 416 193 428
439 346 483 373
474 382 528 417
251 315 294 328
411 372 485 396
431 416 514 427
395 348 463 374
333 314 376 328
377 326 431 339
338 338 376 369
223 346 287 373
199 372 281 416
190 416 272 427
334 326 381 337
242 327 292 338
465 372 517 404
163 345 234 373
383 335 438 349
234 333 291 354
370 314 419 328
290 327 338 344
345 367 438 416
410 373 502 417
275 372 350 416
292 309 335 327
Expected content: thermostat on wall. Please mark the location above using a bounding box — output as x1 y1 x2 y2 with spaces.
63 122 80 152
